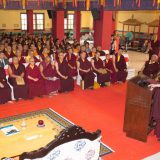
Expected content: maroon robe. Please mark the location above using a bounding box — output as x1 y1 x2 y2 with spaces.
104 59 117 83
92 57 110 84
151 87 160 138
8 64 28 100
143 61 159 78
41 61 60 94
57 59 74 92
79 58 95 89
5 51 14 59
17 56 26 64
65 53 77 77
26 65 45 99
0 67 11 104
115 54 128 82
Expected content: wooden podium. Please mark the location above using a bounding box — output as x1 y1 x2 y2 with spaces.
123 76 152 142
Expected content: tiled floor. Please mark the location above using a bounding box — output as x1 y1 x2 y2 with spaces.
127 50 149 74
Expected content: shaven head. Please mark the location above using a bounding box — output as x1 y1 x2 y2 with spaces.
12 56 19 65
151 54 158 62
29 57 35 65
58 52 64 59
45 56 51 63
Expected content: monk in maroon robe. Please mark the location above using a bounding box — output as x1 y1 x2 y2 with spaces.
77 52 95 89
4 46 14 59
8 57 28 100
55 52 74 93
104 53 117 83
91 51 110 86
26 58 45 99
65 48 77 77
0 67 11 104
149 82 160 141
113 49 128 83
16 50 25 64
40 56 60 95
140 54 159 79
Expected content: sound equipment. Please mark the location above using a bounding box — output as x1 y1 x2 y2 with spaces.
91 8 100 20
47 10 56 19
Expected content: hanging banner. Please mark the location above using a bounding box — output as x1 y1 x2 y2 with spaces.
22 0 25 8
99 0 105 6
3 0 6 8
63 0 67 9
86 0 90 10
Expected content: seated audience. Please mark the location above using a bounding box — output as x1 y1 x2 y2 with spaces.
16 50 25 64
91 51 110 87
85 42 91 54
55 52 74 93
25 49 41 63
97 46 106 56
89 47 97 57
40 56 60 95
5 46 14 59
0 52 9 68
113 48 128 83
0 67 11 104
104 52 117 84
140 54 159 79
8 57 28 101
26 58 45 99
77 51 95 89
65 48 77 78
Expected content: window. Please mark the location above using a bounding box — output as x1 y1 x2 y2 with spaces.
64 14 74 30
33 13 44 30
21 14 27 31
20 13 44 31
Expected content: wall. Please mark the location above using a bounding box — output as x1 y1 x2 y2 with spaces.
0 10 93 31
1 10 159 33
116 10 160 33
0 10 52 30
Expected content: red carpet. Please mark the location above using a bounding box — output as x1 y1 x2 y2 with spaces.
0 83 160 160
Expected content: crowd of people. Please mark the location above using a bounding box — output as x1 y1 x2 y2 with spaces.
0 32 160 141
0 33 129 104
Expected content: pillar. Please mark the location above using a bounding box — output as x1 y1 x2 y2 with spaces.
27 10 33 34
52 11 64 41
94 11 114 50
74 11 81 42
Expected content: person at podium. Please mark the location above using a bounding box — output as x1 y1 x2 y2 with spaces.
139 54 159 79
149 82 160 141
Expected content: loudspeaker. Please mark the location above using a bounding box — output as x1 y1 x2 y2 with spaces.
47 10 56 19
64 11 68 18
91 8 100 20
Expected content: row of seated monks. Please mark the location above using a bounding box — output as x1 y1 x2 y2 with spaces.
0 48 128 103
0 33 129 104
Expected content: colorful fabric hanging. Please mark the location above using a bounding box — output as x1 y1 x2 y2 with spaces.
54 0 58 6
137 0 141 7
99 0 105 6
153 0 157 7
86 0 90 10
114 0 121 7
63 0 67 8
22 0 25 8
3 0 6 8
158 0 160 8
